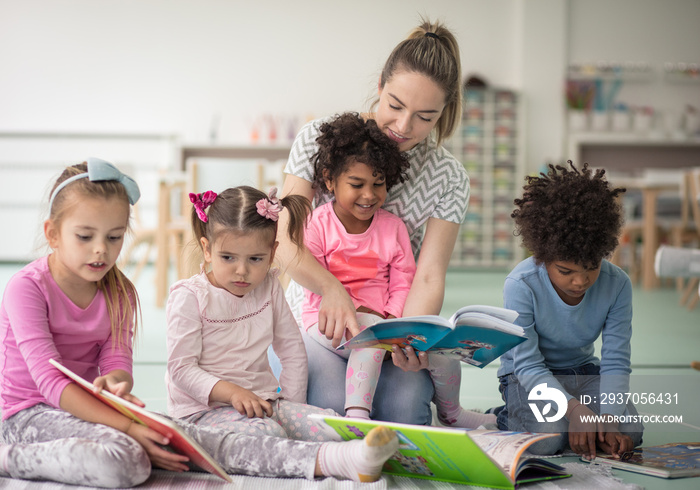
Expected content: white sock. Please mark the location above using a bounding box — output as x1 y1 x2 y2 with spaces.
317 426 398 482
345 408 371 419
438 408 497 429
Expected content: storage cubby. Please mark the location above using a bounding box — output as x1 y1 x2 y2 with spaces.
443 89 524 269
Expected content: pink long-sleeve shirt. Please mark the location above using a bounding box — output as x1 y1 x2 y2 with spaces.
302 203 416 330
165 269 307 419
0 257 133 420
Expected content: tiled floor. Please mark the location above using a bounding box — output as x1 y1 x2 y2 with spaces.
2 262 699 489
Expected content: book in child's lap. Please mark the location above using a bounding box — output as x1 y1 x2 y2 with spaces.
585 442 700 479
311 414 571 488
49 359 232 482
338 305 526 368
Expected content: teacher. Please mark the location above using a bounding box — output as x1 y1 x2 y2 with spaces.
275 18 469 425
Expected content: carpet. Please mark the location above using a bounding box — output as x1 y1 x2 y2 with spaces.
0 462 642 489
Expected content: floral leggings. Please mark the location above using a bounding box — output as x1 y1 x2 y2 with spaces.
183 398 340 442
307 313 386 413
1 403 325 487
308 313 465 421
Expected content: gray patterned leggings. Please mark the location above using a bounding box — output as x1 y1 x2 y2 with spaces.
184 399 340 442
1 404 321 488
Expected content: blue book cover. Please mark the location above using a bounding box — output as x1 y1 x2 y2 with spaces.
338 305 526 368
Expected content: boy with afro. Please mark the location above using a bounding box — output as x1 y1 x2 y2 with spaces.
495 161 644 459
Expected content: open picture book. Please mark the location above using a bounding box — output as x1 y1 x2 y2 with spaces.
584 442 700 479
338 305 526 368
49 358 232 482
311 414 570 488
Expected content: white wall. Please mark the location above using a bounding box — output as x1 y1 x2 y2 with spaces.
2 0 698 165
1 0 699 261
568 0 700 119
0 0 519 144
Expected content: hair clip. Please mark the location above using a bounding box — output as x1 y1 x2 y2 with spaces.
256 187 283 221
190 190 217 223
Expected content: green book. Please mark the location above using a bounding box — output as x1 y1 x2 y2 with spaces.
311 414 571 489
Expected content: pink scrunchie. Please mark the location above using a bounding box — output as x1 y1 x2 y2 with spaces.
256 187 282 221
190 190 217 222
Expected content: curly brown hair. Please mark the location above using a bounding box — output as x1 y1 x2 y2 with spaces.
512 161 626 269
311 112 409 193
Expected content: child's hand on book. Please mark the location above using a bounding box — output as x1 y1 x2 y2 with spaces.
93 372 145 407
567 402 598 460
391 345 429 372
127 423 191 472
597 424 635 459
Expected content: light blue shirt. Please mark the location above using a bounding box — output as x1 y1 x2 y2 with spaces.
497 257 633 415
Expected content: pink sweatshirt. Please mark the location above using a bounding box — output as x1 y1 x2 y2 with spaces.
0 257 133 420
302 203 416 330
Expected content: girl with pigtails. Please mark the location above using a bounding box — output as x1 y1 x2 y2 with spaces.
165 186 341 440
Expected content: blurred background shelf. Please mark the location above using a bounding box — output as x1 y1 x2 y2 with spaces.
443 88 525 270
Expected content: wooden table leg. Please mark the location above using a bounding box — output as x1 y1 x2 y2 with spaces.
155 180 169 308
641 188 660 290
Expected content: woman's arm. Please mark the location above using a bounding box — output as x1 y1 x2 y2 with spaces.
270 278 308 403
277 174 359 346
403 218 459 317
392 218 460 370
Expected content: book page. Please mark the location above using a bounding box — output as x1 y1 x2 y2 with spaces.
449 305 519 324
451 312 524 336
469 430 556 480
48 359 232 482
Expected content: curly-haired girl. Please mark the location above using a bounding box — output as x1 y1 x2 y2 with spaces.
495 161 644 459
297 113 494 428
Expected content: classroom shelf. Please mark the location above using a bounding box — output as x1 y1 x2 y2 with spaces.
443 88 525 270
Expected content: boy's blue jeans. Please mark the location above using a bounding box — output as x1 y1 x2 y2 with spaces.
496 363 644 455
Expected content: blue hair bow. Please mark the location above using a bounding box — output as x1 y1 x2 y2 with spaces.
48 157 141 211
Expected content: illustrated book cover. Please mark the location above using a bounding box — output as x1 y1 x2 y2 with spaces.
311 414 570 488
337 305 526 368
49 358 232 482
586 442 700 479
